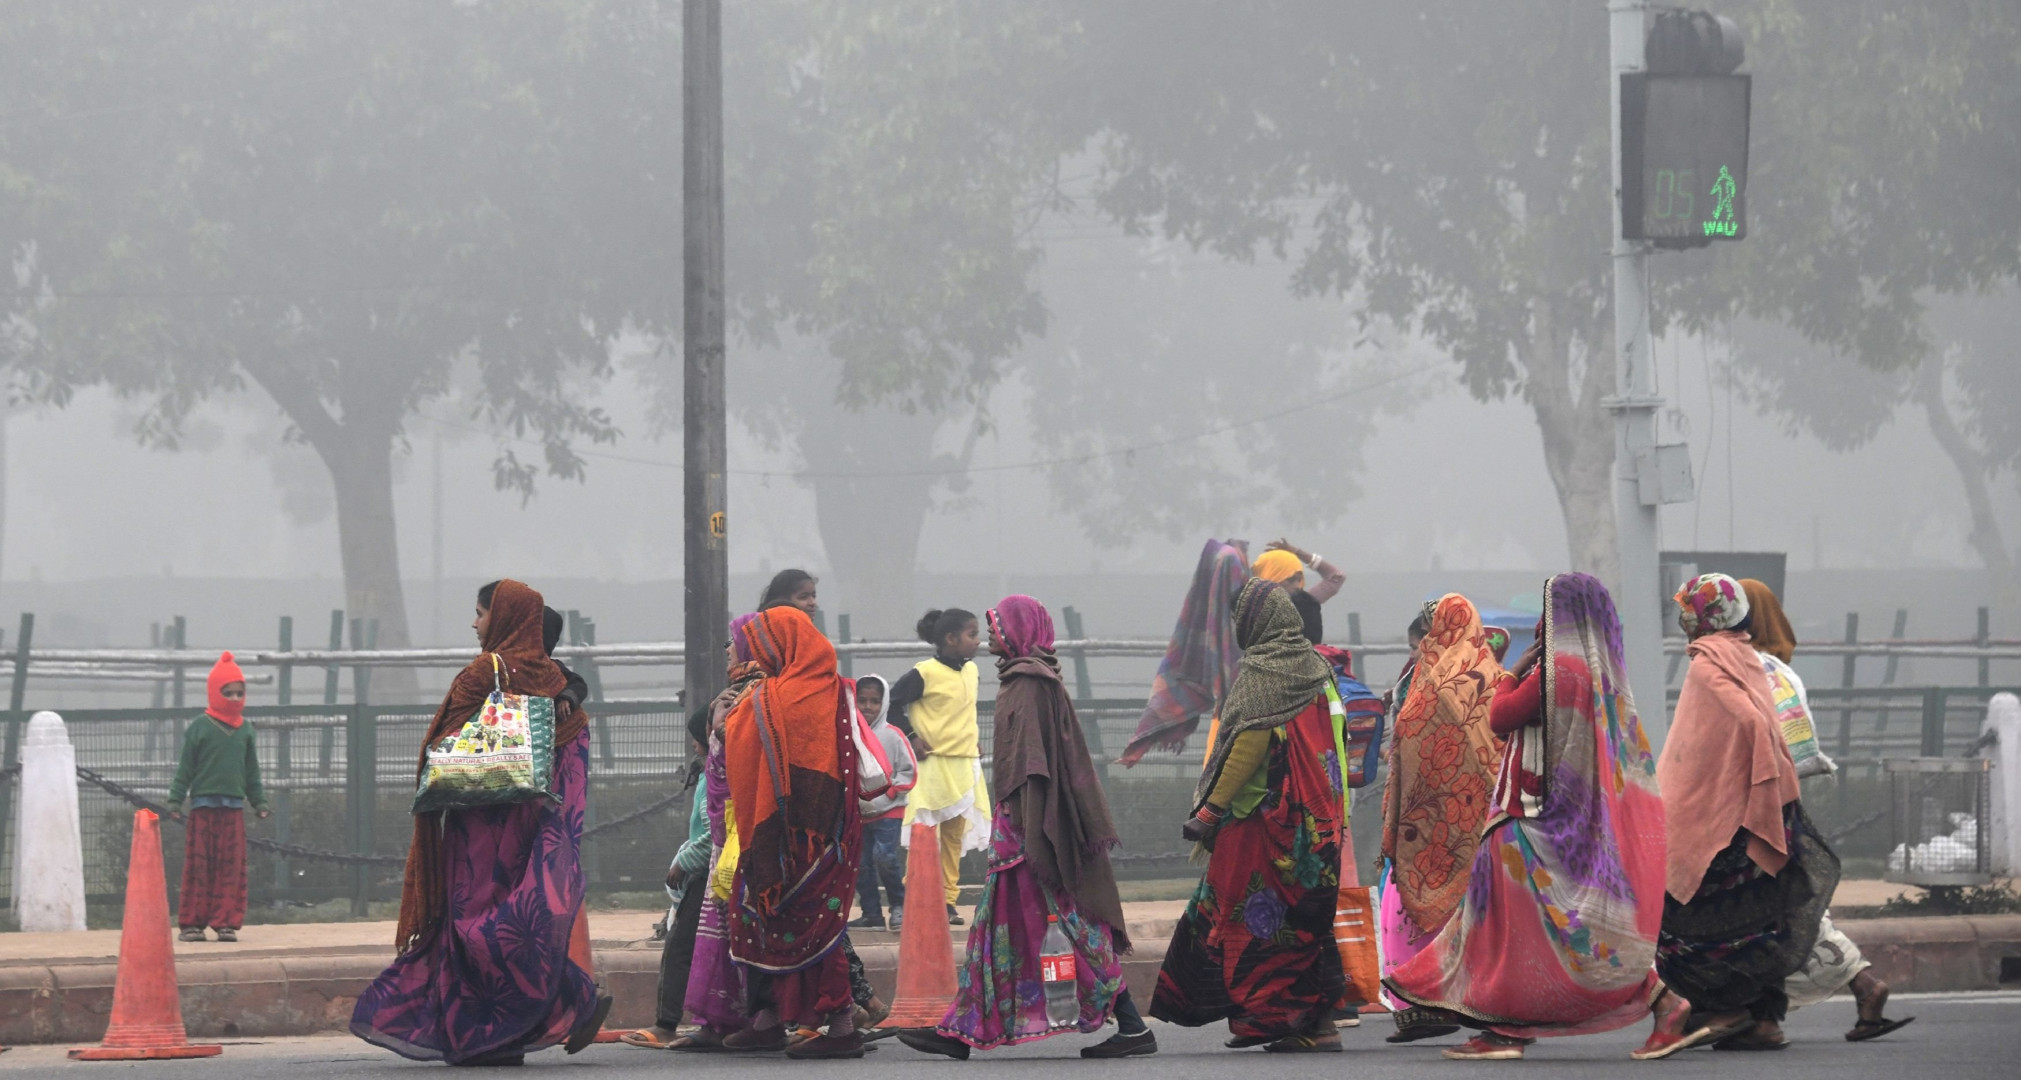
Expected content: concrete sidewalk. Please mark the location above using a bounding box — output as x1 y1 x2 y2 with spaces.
3 889 2015 1046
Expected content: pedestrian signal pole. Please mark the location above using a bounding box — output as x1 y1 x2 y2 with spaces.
683 0 729 716
1609 0 1670 747
1609 3 1750 747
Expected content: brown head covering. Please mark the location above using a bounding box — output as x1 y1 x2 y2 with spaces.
1656 629 1801 902
1739 578 1796 664
989 597 1129 949
395 579 584 952
1381 593 1502 934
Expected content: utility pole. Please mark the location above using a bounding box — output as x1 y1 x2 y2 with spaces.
1609 0 1669 747
683 0 729 715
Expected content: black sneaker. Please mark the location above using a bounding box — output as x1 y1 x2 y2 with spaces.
946 904 965 927
887 910 904 931
1082 1030 1158 1059
848 914 885 929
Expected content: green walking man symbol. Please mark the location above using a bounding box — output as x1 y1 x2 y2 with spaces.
1705 166 1737 236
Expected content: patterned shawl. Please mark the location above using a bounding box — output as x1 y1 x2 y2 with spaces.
1380 593 1502 933
723 606 859 971
1386 574 1666 1035
989 597 1129 948
1121 538 1250 765
1192 580 1332 810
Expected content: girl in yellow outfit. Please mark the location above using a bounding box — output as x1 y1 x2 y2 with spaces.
890 608 990 924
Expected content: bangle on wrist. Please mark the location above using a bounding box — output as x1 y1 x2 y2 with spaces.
1195 804 1225 825
1306 551 1322 570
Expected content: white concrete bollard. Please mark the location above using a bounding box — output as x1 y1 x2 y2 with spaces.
1984 692 2021 876
12 710 87 931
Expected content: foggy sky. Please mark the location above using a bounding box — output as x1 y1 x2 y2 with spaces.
4 225 2011 640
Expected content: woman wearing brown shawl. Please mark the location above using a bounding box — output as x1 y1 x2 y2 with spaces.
899 596 1154 1061
1376 593 1502 1043
1736 580 1909 1043
1657 573 1840 1051
1151 580 1348 1052
351 579 604 1066
720 605 866 1059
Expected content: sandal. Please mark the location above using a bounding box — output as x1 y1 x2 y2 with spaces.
896 1029 971 1060
1262 1033 1342 1053
1443 1034 1530 1061
721 1025 789 1052
1846 1016 1915 1042
1224 1034 1274 1049
617 1027 679 1049
1386 1006 1462 1043
667 1032 728 1053
1713 1029 1788 1051
564 991 614 1054
785 1032 867 1059
1632 997 1752 1061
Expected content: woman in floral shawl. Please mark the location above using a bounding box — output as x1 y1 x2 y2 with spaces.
1150 580 1348 1052
1376 593 1502 1042
899 595 1156 1060
1385 574 1684 1061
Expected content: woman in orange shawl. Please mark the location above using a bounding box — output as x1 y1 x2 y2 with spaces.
720 606 865 1059
1376 593 1501 1042
352 579 603 1066
1656 573 1840 1051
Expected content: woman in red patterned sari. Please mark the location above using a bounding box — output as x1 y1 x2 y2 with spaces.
1150 580 1348 1052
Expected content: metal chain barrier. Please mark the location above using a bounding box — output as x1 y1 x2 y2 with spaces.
68 764 692 868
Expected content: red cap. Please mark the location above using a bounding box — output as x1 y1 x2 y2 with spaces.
206 651 247 728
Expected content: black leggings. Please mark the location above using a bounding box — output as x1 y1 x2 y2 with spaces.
1114 987 1147 1035
654 883 708 1029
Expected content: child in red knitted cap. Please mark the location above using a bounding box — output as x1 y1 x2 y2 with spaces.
167 651 269 941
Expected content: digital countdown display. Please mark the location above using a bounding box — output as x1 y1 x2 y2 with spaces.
1620 73 1750 244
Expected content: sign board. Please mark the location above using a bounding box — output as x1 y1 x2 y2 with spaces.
1621 73 1750 244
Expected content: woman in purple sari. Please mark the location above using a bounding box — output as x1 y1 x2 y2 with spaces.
670 614 765 1050
899 596 1156 1060
351 579 606 1066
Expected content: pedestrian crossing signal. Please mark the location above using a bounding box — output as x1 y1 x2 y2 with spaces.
1620 73 1750 247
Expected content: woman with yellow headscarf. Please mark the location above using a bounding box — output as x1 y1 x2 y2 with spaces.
1250 538 1345 603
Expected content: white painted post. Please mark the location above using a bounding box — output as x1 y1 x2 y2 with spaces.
12 711 87 931
1984 692 2021 875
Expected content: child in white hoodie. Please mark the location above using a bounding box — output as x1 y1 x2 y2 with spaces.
849 675 917 931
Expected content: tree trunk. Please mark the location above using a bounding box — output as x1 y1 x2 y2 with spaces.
799 406 947 640
1919 353 2020 618
1520 301 1622 584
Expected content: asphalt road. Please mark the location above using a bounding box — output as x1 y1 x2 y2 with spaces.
5 993 2017 1079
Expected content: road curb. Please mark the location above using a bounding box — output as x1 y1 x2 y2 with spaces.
1 915 2014 1044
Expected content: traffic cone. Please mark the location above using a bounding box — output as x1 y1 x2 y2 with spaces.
70 810 222 1060
877 822 960 1028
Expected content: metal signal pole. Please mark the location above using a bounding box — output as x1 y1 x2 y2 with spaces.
683 0 729 715
1609 0 1669 748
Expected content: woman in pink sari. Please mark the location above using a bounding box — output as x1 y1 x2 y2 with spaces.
1384 573 1698 1061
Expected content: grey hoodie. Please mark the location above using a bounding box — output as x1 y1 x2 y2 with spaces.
856 674 918 819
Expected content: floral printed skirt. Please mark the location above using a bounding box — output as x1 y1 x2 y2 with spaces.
1150 704 1346 1039
935 808 1124 1049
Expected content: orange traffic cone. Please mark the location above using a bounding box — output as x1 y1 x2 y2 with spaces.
878 822 960 1028
71 810 222 1060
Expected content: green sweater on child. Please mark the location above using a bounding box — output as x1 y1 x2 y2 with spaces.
167 716 267 812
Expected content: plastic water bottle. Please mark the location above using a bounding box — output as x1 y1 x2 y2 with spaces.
1040 914 1078 1028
